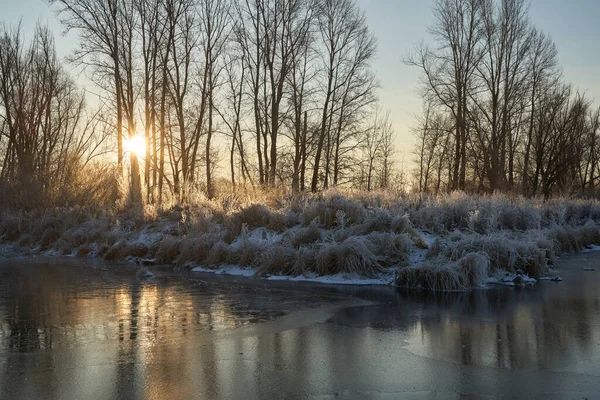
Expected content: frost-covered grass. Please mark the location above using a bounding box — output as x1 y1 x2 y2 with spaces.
2 189 600 291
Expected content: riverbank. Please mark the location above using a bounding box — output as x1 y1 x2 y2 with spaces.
2 190 600 290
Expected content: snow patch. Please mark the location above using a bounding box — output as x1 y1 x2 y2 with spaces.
190 263 395 286
582 245 600 253
192 265 255 277
135 231 163 248
266 271 395 286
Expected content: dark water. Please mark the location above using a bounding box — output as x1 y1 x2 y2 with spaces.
0 254 599 399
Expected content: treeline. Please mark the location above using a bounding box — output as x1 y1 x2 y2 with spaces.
0 0 398 208
0 24 115 208
410 0 600 197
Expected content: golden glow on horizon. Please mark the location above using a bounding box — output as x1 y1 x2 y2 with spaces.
124 135 146 159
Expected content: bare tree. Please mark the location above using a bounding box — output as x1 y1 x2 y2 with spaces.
362 107 393 191
197 0 232 198
0 24 108 206
406 0 483 191
472 0 531 191
136 0 165 202
50 0 143 204
217 49 253 187
521 27 558 195
310 0 377 192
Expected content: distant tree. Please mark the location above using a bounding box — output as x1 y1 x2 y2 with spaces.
197 0 232 199
311 0 377 192
406 0 483 191
521 28 559 195
0 24 108 206
50 0 142 205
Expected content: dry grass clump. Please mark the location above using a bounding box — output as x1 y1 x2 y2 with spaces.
291 219 322 247
175 206 224 236
266 210 289 232
535 237 558 266
548 223 600 253
315 236 385 278
365 232 412 267
224 203 291 241
231 203 271 228
159 205 185 223
302 194 366 228
177 233 222 266
341 210 394 237
98 229 124 247
18 234 33 246
464 195 540 233
331 210 423 246
409 192 473 233
549 226 583 253
229 239 265 266
579 223 600 247
391 214 413 234
0 212 23 241
210 179 288 209
496 203 541 231
204 241 231 266
428 232 548 277
224 225 267 266
544 197 600 226
255 244 298 276
103 240 128 261
409 193 545 234
155 236 182 264
343 188 402 210
124 242 148 258
75 245 92 257
396 252 489 291
60 219 112 248
292 246 317 276
103 240 149 261
0 207 117 250
40 228 61 250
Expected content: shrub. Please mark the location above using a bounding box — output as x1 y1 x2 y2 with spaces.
232 203 271 228
303 194 366 228
40 228 61 250
365 232 412 267
100 239 148 261
103 240 127 261
0 212 22 241
315 236 385 278
292 246 317 276
178 233 221 266
155 236 182 264
76 245 91 258
396 252 489 291
291 219 322 248
267 211 288 232
428 232 549 277
125 241 149 258
204 241 230 266
341 210 394 237
255 244 297 276
230 239 264 267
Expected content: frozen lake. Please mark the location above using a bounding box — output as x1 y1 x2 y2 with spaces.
0 253 599 399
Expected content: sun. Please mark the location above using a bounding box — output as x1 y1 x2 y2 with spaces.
124 135 146 159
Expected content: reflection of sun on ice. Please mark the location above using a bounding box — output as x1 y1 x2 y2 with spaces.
124 135 146 159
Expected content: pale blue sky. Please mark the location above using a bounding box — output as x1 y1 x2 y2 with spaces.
2 0 599 164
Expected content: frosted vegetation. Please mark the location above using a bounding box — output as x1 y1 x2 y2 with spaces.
1 188 600 291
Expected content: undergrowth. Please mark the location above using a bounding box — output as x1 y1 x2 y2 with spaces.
2 188 600 291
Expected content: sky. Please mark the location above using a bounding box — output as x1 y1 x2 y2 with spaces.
2 0 599 168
